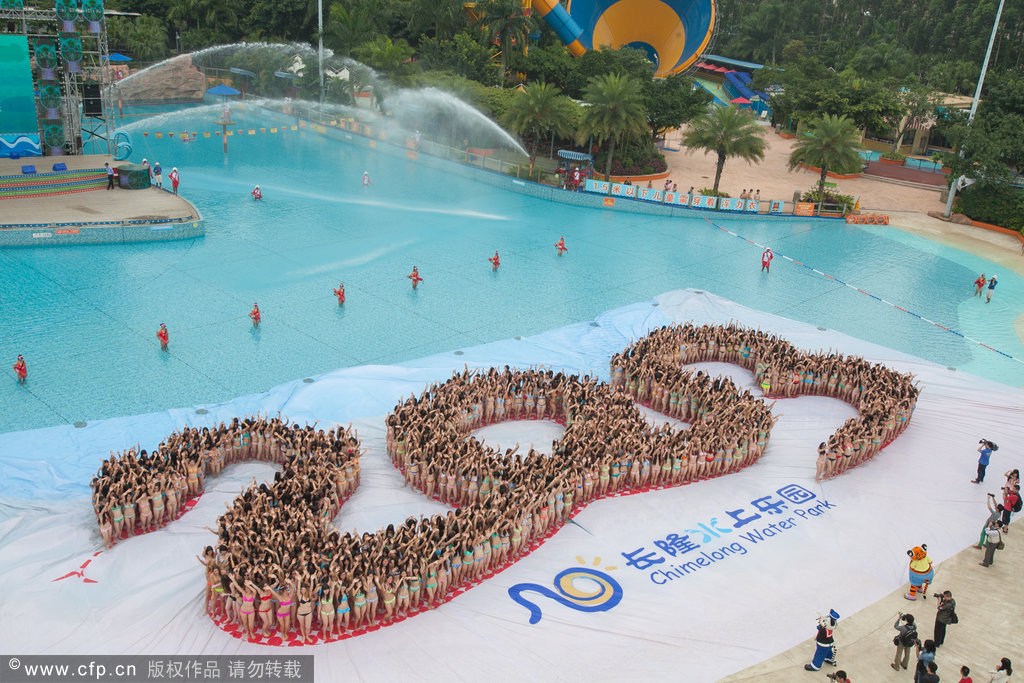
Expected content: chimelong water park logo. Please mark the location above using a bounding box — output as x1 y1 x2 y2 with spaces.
508 484 835 623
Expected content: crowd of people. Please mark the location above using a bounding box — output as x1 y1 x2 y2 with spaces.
87 321 919 643
610 323 919 481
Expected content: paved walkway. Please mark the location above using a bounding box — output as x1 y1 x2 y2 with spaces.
721 520 1022 682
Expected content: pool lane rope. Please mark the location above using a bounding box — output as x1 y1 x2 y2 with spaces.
701 216 1024 367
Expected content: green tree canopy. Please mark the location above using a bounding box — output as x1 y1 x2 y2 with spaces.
682 106 767 194
500 82 577 157
577 73 648 180
787 113 863 196
479 0 534 84
643 75 712 142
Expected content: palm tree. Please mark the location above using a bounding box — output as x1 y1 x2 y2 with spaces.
682 106 767 194
787 113 862 197
577 73 647 180
481 0 534 84
500 82 575 158
353 36 415 80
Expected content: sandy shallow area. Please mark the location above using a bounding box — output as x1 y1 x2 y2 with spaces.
662 127 1024 284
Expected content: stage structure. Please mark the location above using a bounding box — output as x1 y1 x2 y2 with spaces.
0 0 117 158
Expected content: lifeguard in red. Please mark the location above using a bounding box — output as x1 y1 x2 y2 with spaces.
555 236 568 256
761 248 774 273
408 266 423 289
13 355 27 384
333 283 346 305
156 323 169 351
249 303 262 328
488 251 500 271
251 185 262 200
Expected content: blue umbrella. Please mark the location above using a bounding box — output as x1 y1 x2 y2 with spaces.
105 53 133 62
207 84 241 96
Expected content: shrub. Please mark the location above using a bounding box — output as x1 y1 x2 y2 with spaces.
699 188 730 198
956 184 1024 232
881 150 906 161
801 188 855 209
593 138 667 177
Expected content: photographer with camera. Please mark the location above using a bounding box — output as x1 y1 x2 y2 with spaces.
933 590 957 648
892 612 918 670
826 671 850 682
980 493 1006 548
972 439 997 484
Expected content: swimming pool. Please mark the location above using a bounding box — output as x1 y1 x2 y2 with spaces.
0 104 1020 433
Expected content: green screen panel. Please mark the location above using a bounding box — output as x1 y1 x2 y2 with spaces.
0 35 38 135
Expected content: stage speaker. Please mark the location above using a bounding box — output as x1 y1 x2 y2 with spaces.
83 82 102 117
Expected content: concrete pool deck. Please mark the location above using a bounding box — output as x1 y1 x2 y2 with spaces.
721 523 1023 682
0 154 203 245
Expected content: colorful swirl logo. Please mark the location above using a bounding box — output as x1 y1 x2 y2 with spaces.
508 562 623 624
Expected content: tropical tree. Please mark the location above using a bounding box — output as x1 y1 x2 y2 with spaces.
353 36 415 82
500 82 576 158
644 74 712 142
480 0 534 84
577 73 648 180
787 113 863 197
682 105 767 194
882 84 940 154
325 1 381 56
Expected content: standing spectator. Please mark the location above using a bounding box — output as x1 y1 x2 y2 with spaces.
1001 483 1020 530
920 661 940 683
988 658 1012 683
973 439 996 483
892 612 917 671
169 167 180 195
755 188 761 202
980 494 1005 547
985 274 998 303
959 665 973 683
933 590 956 648
979 520 1003 567
152 161 163 188
105 162 115 190
914 639 937 683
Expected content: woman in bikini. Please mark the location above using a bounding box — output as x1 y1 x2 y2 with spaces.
272 579 294 637
295 581 315 642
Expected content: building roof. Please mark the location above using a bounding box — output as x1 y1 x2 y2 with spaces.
702 54 765 71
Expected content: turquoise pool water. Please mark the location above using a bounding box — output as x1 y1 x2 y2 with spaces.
1 105 1021 433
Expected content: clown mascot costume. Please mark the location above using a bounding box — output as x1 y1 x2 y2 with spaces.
804 608 840 671
905 544 933 600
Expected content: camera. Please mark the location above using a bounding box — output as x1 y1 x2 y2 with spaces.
826 673 847 682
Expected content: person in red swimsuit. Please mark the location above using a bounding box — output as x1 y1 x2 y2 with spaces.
761 248 774 273
251 185 262 201
973 273 986 297
156 323 169 351
407 266 423 289
333 282 346 305
13 354 27 384
249 303 261 328
555 236 568 256
488 251 500 271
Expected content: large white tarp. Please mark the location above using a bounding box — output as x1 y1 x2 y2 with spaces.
1 289 1022 682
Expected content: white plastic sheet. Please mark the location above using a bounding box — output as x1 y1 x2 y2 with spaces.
1 289 1021 681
